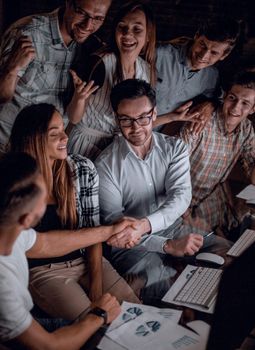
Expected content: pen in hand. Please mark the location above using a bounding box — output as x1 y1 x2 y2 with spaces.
203 231 214 238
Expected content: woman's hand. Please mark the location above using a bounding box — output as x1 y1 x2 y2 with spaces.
70 69 99 102
66 70 99 124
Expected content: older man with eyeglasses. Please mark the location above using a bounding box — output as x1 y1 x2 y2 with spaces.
96 79 203 302
0 0 111 152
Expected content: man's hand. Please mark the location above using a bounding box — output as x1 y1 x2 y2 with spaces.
91 293 121 324
0 35 36 103
189 101 215 134
170 101 200 122
107 217 151 249
7 35 35 73
163 233 203 257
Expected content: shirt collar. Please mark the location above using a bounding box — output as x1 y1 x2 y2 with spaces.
179 40 193 67
50 8 73 47
119 133 161 160
218 108 242 135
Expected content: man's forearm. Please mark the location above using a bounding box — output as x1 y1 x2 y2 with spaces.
52 314 104 349
27 226 113 258
15 315 104 350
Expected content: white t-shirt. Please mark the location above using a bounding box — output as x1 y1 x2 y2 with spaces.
0 229 36 342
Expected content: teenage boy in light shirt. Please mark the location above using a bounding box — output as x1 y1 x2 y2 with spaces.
155 18 240 133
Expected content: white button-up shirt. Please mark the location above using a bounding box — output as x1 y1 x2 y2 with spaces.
96 132 192 252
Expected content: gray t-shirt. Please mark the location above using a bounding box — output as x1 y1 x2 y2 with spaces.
0 229 36 342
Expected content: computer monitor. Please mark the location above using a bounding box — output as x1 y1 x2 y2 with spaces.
206 243 255 349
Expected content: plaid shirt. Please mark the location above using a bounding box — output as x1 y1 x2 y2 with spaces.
0 8 99 149
68 154 99 228
181 108 255 206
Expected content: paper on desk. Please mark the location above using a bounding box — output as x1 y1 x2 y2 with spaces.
107 312 174 348
98 336 127 350
98 302 182 350
107 301 182 332
162 265 217 314
187 320 210 341
236 184 255 202
138 321 207 350
99 320 208 350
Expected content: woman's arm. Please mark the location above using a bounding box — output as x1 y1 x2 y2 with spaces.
87 243 103 301
66 69 99 124
153 101 199 128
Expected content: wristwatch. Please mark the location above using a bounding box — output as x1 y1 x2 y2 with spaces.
89 307 108 325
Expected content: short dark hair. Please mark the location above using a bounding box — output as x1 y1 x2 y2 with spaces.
110 79 156 112
0 152 41 225
225 71 255 93
196 17 240 53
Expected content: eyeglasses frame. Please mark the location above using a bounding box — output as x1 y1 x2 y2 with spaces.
117 107 155 128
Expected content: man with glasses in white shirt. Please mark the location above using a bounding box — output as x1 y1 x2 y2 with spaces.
96 79 203 302
0 0 111 151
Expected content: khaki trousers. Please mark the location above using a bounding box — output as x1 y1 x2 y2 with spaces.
29 257 140 321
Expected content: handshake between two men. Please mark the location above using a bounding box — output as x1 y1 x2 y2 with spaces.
109 217 204 257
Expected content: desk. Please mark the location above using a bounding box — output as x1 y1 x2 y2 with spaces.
82 180 254 350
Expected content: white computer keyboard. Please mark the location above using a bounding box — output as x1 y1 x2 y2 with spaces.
174 267 222 309
227 229 255 257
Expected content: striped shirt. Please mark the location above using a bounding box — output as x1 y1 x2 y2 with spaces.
68 53 150 159
181 109 255 205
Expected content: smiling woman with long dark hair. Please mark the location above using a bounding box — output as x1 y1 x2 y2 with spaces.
9 103 140 321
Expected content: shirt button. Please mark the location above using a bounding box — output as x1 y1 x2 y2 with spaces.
149 183 152 186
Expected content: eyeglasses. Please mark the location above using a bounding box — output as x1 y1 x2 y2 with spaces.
72 0 105 25
117 107 154 127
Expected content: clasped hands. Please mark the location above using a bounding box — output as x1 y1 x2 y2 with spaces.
108 217 151 249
